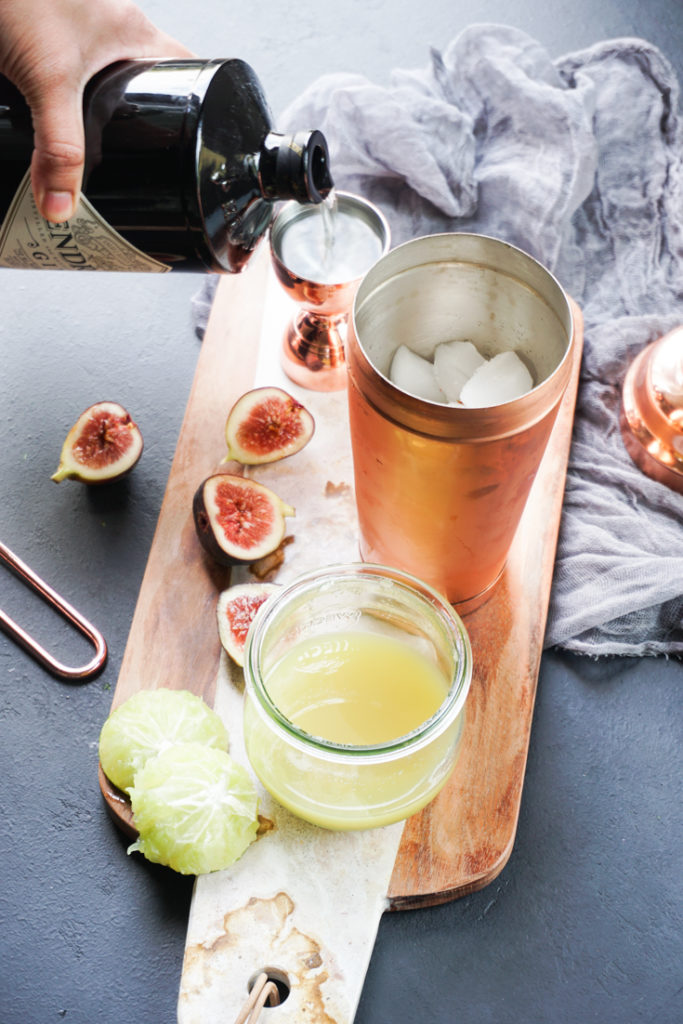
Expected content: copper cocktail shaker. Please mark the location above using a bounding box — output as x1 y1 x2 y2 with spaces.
346 233 575 609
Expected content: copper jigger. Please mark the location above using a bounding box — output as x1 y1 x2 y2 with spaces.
620 326 683 493
269 191 390 391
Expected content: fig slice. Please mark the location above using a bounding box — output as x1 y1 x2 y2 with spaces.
52 401 143 484
224 386 314 464
216 582 280 666
193 473 295 566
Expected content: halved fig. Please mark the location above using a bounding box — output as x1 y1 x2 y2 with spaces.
216 582 280 665
224 386 314 465
52 401 143 483
193 473 295 566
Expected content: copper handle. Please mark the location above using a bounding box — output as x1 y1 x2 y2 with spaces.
0 539 107 680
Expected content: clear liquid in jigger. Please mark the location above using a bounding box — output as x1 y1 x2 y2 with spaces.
280 191 384 284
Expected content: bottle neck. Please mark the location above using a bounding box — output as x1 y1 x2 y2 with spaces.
258 130 333 203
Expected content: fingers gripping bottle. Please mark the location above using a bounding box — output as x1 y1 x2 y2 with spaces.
0 59 333 273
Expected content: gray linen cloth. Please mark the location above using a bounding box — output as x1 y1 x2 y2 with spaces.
192 24 683 657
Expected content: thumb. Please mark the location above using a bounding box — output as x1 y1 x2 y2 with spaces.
29 85 85 222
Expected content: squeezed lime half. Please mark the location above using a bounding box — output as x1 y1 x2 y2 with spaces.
99 688 229 792
127 743 259 874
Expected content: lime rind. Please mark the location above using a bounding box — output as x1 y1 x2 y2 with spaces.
127 743 259 874
99 689 229 792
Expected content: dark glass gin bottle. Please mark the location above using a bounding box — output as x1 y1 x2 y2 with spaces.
0 59 333 273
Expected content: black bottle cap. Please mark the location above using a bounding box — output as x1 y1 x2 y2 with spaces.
258 129 333 203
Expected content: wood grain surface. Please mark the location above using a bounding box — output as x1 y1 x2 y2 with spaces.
98 263 266 835
99 257 583 906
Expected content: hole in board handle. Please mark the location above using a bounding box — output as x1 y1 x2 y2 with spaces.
248 967 290 1005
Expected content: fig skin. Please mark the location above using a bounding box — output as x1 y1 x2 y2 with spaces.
52 401 143 484
216 582 280 666
193 473 295 567
224 386 314 465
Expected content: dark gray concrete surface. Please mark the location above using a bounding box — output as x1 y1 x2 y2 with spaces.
1 2 681 1022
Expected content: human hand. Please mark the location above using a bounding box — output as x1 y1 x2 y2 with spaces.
0 0 193 221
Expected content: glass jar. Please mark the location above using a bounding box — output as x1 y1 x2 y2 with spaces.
243 563 472 830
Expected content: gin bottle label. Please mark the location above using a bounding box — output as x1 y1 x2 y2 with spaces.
0 171 170 272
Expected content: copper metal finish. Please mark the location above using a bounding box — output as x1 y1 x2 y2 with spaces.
270 192 390 391
346 233 575 608
620 326 683 493
0 539 107 679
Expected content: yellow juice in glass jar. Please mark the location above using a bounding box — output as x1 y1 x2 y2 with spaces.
243 564 472 830
267 630 448 744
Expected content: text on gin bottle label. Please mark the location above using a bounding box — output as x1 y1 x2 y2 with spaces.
0 171 170 272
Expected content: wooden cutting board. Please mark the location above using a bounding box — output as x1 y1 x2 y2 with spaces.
99 248 583 1021
100 249 583 902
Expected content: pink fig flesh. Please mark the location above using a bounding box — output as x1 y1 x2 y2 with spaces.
52 401 143 483
193 473 295 566
225 386 314 465
216 583 280 665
